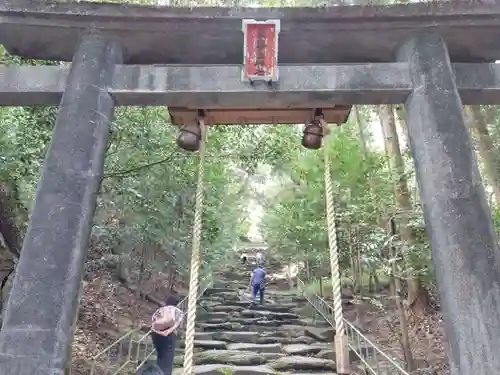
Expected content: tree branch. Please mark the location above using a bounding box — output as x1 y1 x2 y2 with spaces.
103 150 243 179
103 151 177 179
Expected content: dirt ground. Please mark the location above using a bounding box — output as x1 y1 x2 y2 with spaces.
344 294 449 375
71 265 187 375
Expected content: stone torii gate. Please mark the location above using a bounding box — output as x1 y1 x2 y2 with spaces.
1 2 500 375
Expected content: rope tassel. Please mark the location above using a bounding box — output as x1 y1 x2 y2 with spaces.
182 119 207 375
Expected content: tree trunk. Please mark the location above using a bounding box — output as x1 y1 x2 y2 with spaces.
378 105 429 315
353 106 369 157
464 105 500 204
389 218 415 372
394 105 409 150
0 183 23 315
0 183 22 257
355 227 363 294
117 254 131 284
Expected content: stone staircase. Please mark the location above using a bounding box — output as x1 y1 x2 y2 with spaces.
171 277 344 375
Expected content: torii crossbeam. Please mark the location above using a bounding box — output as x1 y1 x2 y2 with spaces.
0 2 500 375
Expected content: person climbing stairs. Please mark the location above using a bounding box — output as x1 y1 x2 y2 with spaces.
168 260 350 375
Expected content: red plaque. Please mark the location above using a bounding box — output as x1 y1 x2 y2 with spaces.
242 19 280 82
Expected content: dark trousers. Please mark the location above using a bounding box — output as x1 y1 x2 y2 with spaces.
151 332 177 375
251 283 265 305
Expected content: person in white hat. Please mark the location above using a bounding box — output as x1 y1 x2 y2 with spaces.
150 295 184 375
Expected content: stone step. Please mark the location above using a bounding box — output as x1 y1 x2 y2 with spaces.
203 287 229 295
202 318 232 325
278 325 335 342
194 332 215 341
282 343 331 356
249 303 298 312
240 309 299 320
199 315 320 326
203 305 245 313
226 343 282 353
298 318 333 328
173 350 284 367
268 356 337 372
203 311 230 320
197 319 333 334
192 330 311 346
193 340 228 350
220 300 297 312
198 322 241 331
172 364 275 375
212 331 261 343
217 318 305 327
235 323 331 337
255 335 316 345
203 290 240 299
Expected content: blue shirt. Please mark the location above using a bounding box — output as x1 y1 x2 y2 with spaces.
251 267 266 286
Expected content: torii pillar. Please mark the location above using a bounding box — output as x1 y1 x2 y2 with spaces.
397 33 500 375
0 31 123 375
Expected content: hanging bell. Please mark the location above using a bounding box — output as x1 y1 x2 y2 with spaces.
302 120 323 150
176 123 201 152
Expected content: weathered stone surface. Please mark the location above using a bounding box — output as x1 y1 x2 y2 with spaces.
194 340 227 350
304 326 335 342
261 331 289 338
172 364 275 375
204 288 230 295
204 318 228 325
249 303 296 313
205 312 230 320
299 318 332 328
317 349 335 359
241 309 299 320
200 300 222 308
175 267 355 375
398 32 500 375
282 344 328 356
294 335 316 344
257 319 294 327
210 305 245 313
237 317 261 325
269 356 336 371
280 324 304 331
0 33 123 375
227 343 282 353
206 290 240 299
237 318 295 327
175 350 283 366
255 335 315 345
222 300 253 308
198 322 236 331
256 336 287 344
6 2 500 67
215 331 260 343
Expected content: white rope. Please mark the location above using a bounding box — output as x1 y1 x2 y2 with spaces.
321 119 345 337
182 120 207 375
